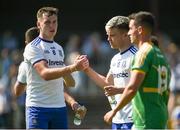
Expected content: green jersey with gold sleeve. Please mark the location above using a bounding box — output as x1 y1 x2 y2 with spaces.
131 42 171 129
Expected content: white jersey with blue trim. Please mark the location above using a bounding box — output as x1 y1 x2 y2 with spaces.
17 61 28 84
108 45 137 124
23 37 65 108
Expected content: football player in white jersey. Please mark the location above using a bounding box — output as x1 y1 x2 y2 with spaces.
13 26 87 129
23 7 88 129
84 16 137 129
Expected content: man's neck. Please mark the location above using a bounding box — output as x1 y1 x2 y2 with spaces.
138 35 151 48
119 43 132 53
39 33 54 41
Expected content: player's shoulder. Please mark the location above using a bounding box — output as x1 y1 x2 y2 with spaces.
120 45 138 56
30 37 41 46
25 37 41 49
138 42 152 53
112 52 121 60
24 37 43 53
19 61 28 69
127 45 138 56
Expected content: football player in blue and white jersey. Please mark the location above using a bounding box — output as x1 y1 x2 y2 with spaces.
84 16 137 129
14 26 87 129
23 7 88 129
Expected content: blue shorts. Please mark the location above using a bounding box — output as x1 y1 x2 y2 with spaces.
26 106 68 129
112 122 133 130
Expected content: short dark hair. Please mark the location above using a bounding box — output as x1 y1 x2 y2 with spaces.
105 16 129 31
37 7 58 19
128 13 136 20
133 11 155 33
151 35 159 47
25 27 39 44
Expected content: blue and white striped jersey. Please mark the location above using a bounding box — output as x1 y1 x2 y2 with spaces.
23 37 65 108
108 45 137 124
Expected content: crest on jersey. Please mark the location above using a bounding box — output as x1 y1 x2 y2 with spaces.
117 61 126 68
58 50 63 57
44 50 50 54
122 61 126 68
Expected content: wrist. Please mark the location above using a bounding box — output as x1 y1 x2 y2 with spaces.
69 64 77 73
113 107 119 114
71 102 80 111
83 67 90 73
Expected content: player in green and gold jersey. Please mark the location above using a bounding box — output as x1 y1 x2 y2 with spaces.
103 11 171 129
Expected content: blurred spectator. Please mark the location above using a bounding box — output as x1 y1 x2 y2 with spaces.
81 32 114 95
171 105 180 129
2 30 19 52
65 34 82 55
0 64 13 128
157 32 180 129
0 75 9 128
9 62 26 129
81 32 113 74
0 48 12 77
65 34 85 96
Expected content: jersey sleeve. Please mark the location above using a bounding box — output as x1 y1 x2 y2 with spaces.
23 43 46 66
17 62 27 84
131 46 153 73
58 43 65 60
109 57 114 75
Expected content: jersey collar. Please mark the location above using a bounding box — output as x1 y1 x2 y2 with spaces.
120 45 134 55
38 37 54 43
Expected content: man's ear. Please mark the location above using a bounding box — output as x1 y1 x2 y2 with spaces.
37 21 40 28
137 26 143 35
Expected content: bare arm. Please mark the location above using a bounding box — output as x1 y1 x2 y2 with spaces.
64 90 78 110
104 70 145 124
168 92 175 117
84 67 113 89
64 90 87 119
104 85 125 95
114 71 145 112
13 81 26 97
34 55 88 81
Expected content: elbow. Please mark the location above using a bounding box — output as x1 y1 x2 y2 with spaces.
13 88 22 97
70 79 76 87
68 81 76 87
35 66 53 81
130 87 138 96
13 83 26 97
40 71 52 81
14 91 21 97
65 80 76 87
127 85 138 96
41 75 51 81
131 89 137 96
13 84 20 97
13 89 18 96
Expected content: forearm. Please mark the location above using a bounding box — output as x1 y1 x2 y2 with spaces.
113 71 144 114
114 86 136 113
104 86 125 96
13 82 26 97
39 64 77 81
117 87 125 93
34 56 88 81
64 92 77 107
84 67 110 89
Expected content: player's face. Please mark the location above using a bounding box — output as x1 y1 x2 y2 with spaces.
106 27 126 49
37 13 58 40
128 19 138 44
